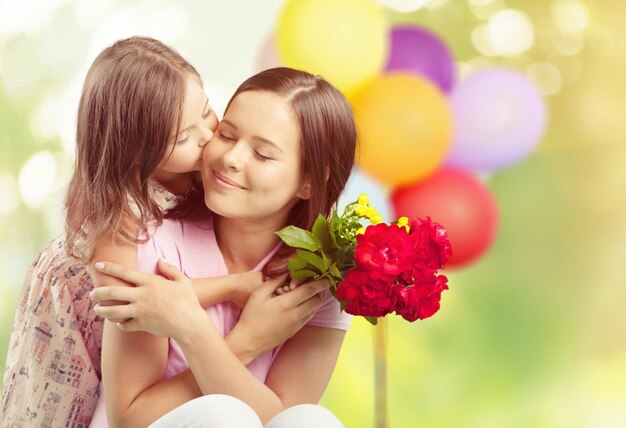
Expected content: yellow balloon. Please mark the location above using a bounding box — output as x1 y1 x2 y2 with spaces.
276 0 387 96
352 73 453 186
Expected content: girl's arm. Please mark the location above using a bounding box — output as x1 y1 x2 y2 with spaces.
92 262 337 425
192 271 262 309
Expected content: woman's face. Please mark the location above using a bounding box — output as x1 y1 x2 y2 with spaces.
201 90 310 223
160 76 218 174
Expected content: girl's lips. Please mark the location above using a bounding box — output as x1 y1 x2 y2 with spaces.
212 170 245 189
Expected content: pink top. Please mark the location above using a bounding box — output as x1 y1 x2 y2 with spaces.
89 218 351 426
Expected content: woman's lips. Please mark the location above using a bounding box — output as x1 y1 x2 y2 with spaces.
212 170 245 189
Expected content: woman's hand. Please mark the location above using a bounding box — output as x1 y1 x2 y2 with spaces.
228 277 332 363
91 259 207 339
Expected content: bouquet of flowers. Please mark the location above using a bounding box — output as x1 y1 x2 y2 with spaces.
276 193 452 325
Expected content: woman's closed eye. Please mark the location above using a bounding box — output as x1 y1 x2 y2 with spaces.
254 150 273 161
217 130 236 141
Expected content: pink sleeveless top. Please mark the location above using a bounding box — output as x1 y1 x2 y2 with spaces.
89 218 351 426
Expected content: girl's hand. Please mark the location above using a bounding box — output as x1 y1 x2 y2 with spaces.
91 259 207 339
229 272 264 308
273 278 299 296
229 277 332 361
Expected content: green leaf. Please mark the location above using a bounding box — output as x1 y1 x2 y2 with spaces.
276 226 320 251
321 251 331 271
365 316 378 326
287 255 308 273
295 249 324 272
329 263 342 279
330 212 341 247
312 215 335 252
292 269 318 281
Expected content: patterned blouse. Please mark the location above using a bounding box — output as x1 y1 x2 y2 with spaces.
1 180 181 428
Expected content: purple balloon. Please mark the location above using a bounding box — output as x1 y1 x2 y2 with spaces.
385 25 456 93
445 69 547 171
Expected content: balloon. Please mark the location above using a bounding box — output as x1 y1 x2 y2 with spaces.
276 0 387 96
391 168 498 268
386 25 456 93
351 73 452 186
445 68 547 171
254 33 283 72
338 167 393 222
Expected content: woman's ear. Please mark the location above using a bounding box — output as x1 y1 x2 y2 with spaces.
297 178 312 200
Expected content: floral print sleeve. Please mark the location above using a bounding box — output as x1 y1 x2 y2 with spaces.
1 180 181 427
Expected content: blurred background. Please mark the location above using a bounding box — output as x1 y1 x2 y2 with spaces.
1 0 625 427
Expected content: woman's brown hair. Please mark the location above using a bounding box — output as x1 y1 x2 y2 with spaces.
170 67 357 277
65 36 201 261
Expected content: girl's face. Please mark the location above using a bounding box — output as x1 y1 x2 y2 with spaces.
201 90 310 223
159 76 218 174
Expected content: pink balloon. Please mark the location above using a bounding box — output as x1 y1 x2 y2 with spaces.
445 69 547 171
255 33 283 72
391 168 498 268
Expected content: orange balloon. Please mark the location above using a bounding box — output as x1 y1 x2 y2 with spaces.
351 73 452 186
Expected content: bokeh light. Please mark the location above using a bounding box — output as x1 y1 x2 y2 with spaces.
0 172 20 217
18 151 58 209
486 9 534 56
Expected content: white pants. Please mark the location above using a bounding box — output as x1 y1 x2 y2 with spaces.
148 394 345 428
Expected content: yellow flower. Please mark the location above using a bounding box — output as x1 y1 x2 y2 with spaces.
354 205 367 217
364 207 378 218
357 193 370 205
397 216 409 227
370 214 383 225
356 227 366 235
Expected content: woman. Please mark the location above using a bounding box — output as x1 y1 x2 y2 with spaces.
90 67 357 426
0 36 283 427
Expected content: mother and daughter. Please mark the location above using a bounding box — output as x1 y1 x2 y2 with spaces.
1 36 356 427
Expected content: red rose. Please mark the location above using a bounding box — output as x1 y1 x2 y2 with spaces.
355 223 414 281
409 217 452 270
395 274 449 322
337 268 394 317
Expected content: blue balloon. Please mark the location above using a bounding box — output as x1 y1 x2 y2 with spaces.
337 168 393 222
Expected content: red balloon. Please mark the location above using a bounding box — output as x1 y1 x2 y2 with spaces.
391 168 498 268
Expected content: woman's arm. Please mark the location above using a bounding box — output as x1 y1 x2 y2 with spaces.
264 326 346 406
89 235 175 427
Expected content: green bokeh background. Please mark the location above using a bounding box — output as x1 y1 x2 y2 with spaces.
2 1 625 427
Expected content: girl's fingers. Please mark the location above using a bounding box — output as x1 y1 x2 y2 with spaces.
93 303 137 322
259 274 289 296
90 286 139 304
93 262 146 286
116 319 140 333
284 279 330 305
157 259 185 281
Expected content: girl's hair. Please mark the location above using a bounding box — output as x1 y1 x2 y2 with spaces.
65 36 201 261
170 67 357 277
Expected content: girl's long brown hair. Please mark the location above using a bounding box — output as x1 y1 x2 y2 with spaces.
170 67 357 277
65 36 201 261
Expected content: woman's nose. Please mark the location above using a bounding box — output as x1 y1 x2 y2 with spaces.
222 143 246 171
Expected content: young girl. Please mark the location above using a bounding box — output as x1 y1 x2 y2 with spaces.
89 67 357 427
1 36 287 427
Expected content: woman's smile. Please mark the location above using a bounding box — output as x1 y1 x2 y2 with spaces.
212 170 246 190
